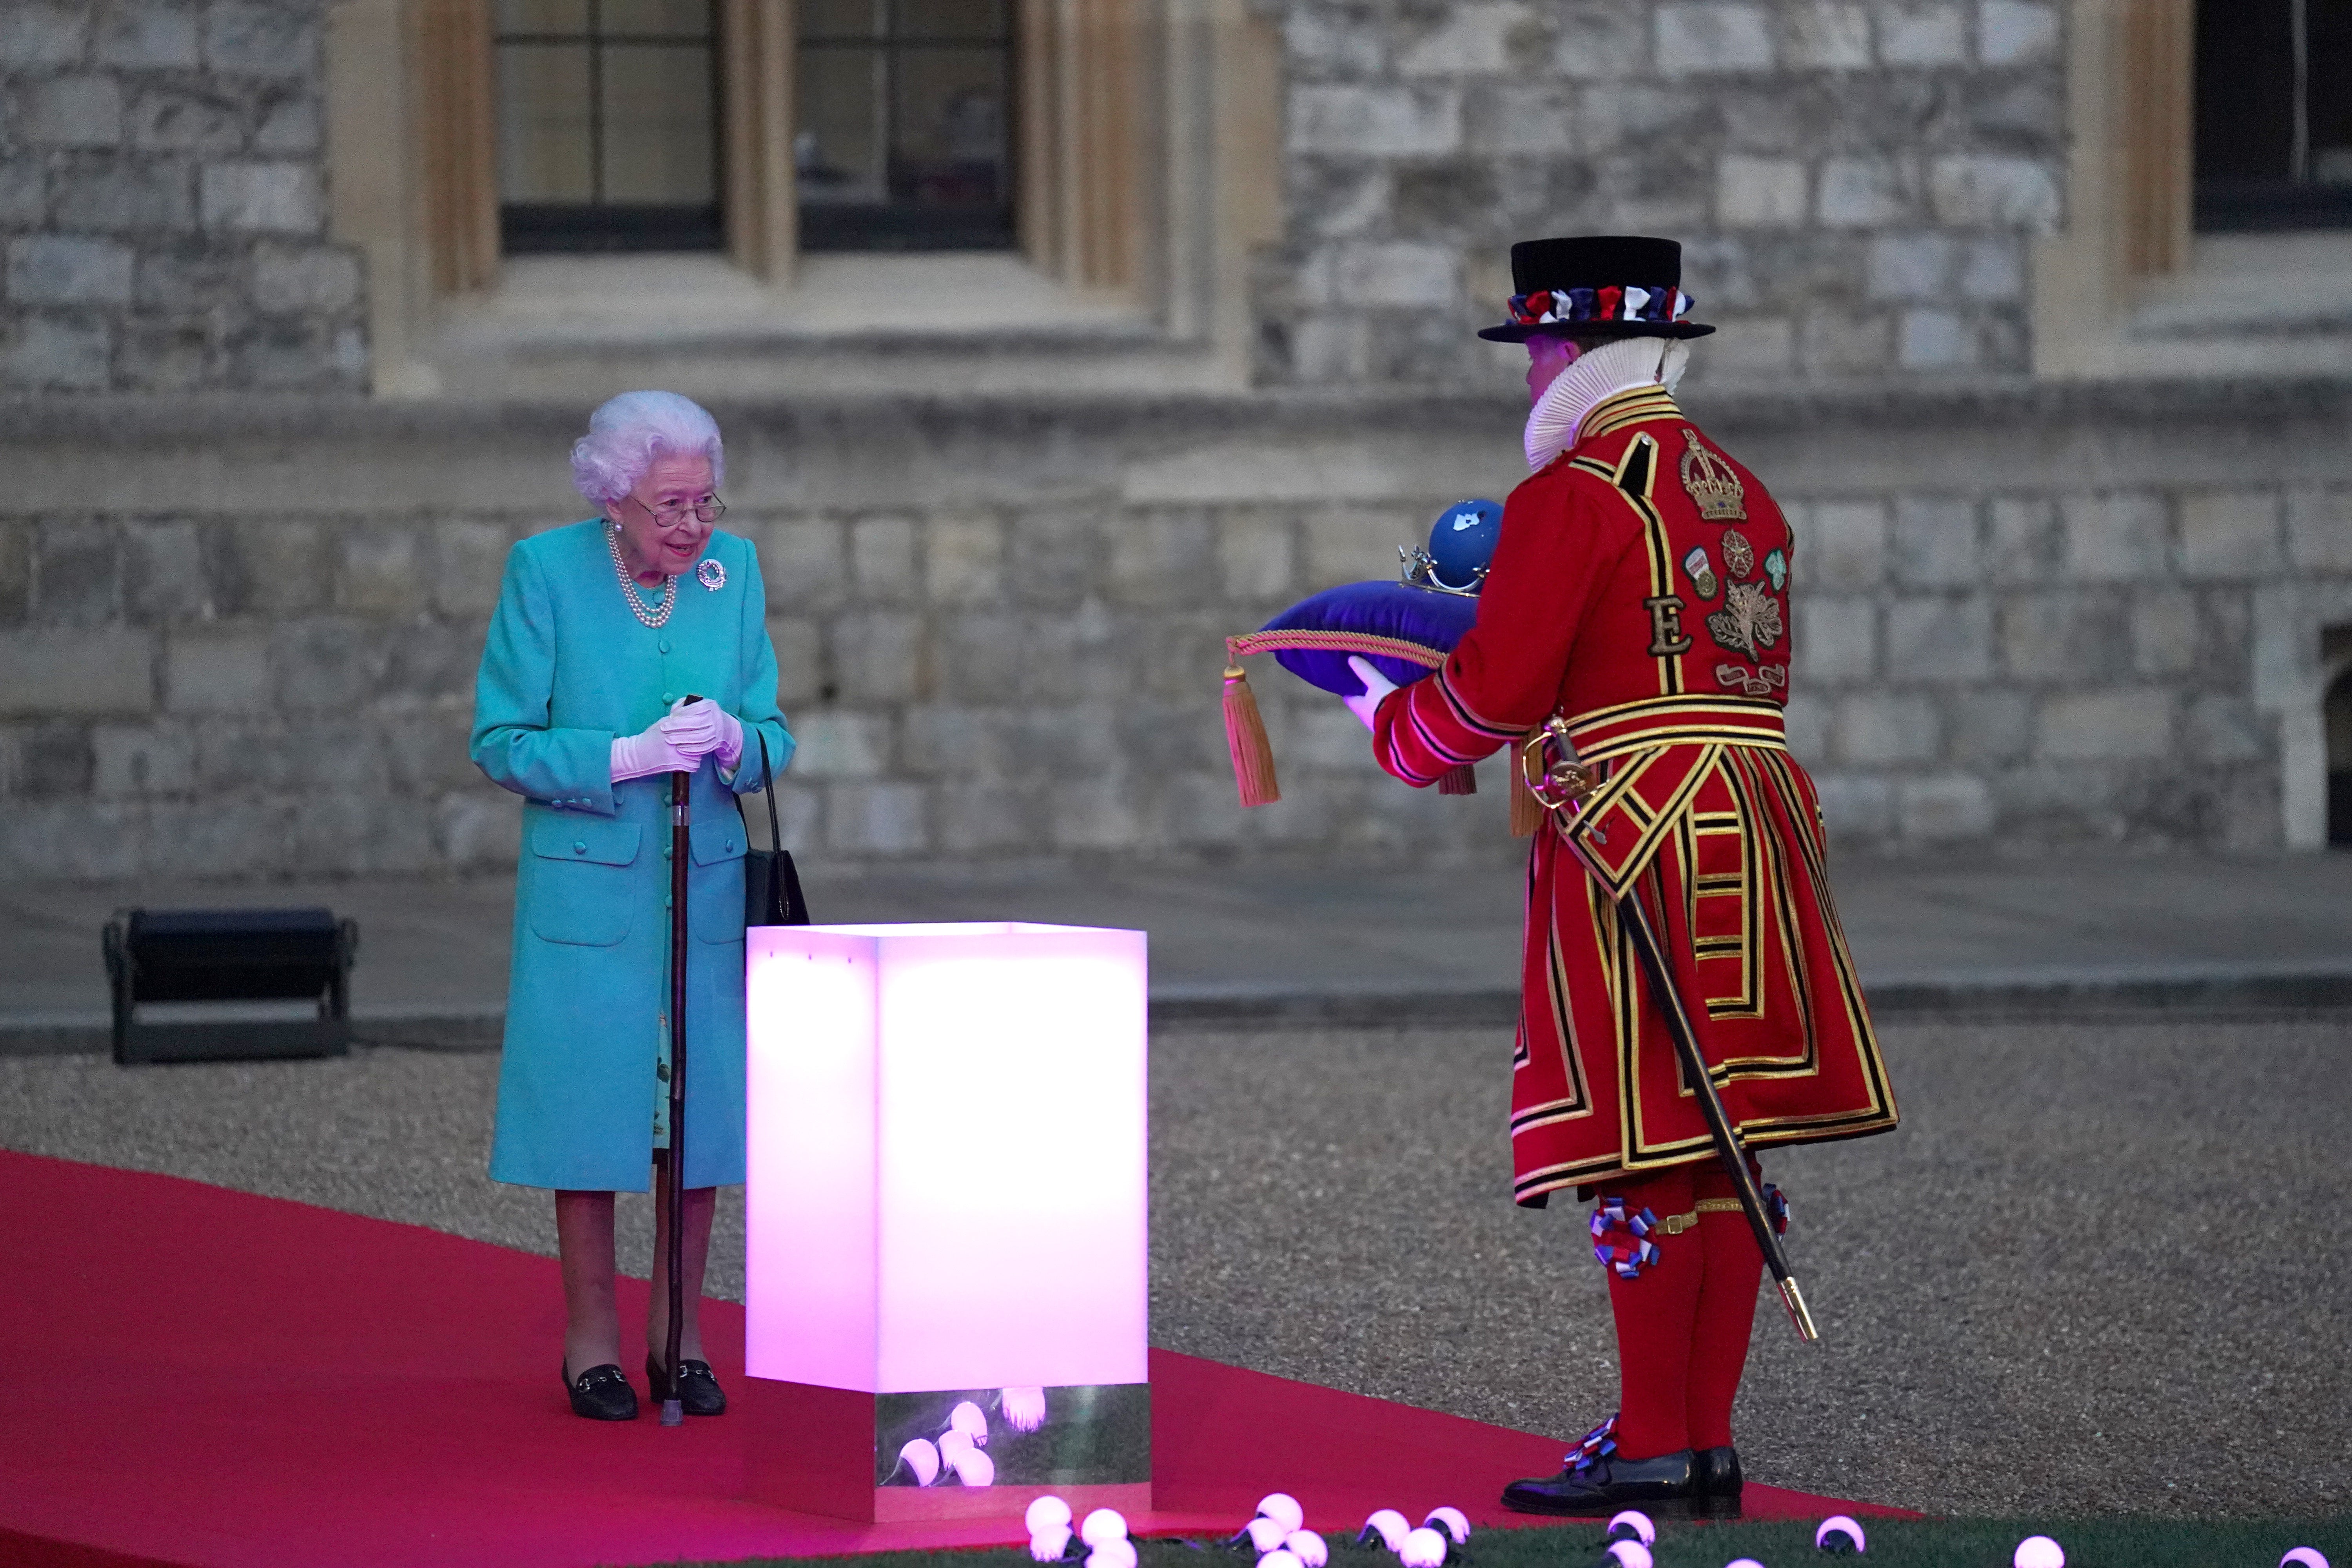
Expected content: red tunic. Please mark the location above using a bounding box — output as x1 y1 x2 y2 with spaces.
1372 385 1898 1205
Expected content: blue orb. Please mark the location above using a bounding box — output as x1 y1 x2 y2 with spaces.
1426 499 1503 592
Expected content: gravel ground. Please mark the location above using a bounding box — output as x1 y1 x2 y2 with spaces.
3 1018 2347 1519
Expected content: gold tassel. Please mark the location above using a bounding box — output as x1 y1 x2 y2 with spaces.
1438 764 1477 795
1510 729 1546 838
1222 661 1281 806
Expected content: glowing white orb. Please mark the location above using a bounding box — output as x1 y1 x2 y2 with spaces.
1245 1518 1290 1554
1030 1526 1073 1563
897 1438 940 1486
1361 1510 1410 1552
1004 1386 1049 1433
2011 1536 2063 1568
1726 1561 1767 1568
1258 1493 1306 1533
1603 1543 1652 1568
1082 1508 1130 1546
1088 1541 1138 1568
950 1446 994 1487
1424 1508 1470 1546
1399 1527 1449 1568
950 1400 989 1444
1285 1529 1329 1567
1262 1551 1304 1568
1606 1510 1656 1546
2282 1552 2331 1568
1815 1515 1867 1553
1028 1497 1074 1535
938 1428 975 1468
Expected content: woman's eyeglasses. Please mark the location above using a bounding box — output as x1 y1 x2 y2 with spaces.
634 495 726 527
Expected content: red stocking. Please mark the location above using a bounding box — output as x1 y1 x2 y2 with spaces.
1599 1166 1699 1459
1684 1165 1764 1452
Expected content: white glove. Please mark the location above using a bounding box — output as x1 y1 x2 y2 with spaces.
658 697 742 769
1342 655 1399 731
610 716 697 782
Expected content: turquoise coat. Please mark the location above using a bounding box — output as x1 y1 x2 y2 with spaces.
470 520 795 1192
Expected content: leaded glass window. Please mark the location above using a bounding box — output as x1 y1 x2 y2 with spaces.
495 0 724 252
2197 0 2352 229
796 0 1016 251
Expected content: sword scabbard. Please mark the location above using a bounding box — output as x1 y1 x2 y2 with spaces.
1778 1275 1820 1342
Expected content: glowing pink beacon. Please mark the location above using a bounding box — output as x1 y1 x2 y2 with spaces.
740 922 1150 1522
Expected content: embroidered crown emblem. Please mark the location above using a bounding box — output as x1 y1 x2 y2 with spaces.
1678 429 1746 522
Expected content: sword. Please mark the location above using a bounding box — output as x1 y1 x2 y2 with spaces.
1521 718 1821 1343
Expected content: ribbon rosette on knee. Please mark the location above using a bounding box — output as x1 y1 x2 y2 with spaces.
1590 1197 1662 1279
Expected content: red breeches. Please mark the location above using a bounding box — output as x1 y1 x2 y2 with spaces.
1599 1164 1766 1459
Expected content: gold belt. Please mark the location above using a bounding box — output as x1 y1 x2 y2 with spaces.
1653 1198 1747 1235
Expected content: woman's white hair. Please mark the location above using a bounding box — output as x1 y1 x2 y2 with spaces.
570 390 726 506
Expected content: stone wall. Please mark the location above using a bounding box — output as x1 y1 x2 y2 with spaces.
0 1 362 394
3 379 2349 882
1261 0 2064 388
5 0 2069 398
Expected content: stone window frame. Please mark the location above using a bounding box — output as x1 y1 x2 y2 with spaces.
2033 0 2352 379
321 0 1279 396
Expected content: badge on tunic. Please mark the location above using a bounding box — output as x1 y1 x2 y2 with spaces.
1715 662 1788 698
1678 429 1746 522
1681 546 1719 600
1720 529 1755 581
1706 580 1784 659
695 558 726 590
1764 549 1787 591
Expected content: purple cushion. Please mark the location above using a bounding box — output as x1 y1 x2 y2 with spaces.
1241 581 1481 697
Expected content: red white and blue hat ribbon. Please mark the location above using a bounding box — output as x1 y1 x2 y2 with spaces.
1508 285 1695 328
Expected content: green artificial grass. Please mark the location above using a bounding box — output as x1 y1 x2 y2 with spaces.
667 1515 2352 1568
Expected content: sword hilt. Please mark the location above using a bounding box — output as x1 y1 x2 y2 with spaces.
1520 715 1597 814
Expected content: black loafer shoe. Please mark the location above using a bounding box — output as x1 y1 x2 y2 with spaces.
1501 1449 1698 1516
647 1353 726 1416
1693 1445 1742 1514
563 1361 639 1421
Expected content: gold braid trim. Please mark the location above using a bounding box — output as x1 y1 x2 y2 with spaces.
1225 630 1448 668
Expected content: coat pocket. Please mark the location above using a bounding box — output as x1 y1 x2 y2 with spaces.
687 817 748 944
526 817 643 947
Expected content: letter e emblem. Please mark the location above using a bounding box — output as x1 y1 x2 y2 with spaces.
1645 594 1693 656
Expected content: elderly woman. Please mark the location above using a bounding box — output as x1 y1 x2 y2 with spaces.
470 390 795 1422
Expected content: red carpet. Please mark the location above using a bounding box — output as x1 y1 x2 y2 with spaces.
0 1151 1913 1568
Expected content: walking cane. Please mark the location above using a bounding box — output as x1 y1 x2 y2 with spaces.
1521 718 1821 1343
660 719 694 1426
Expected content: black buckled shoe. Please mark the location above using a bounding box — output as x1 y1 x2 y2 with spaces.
646 1353 726 1416
562 1361 639 1421
1501 1448 1698 1516
1693 1445 1742 1515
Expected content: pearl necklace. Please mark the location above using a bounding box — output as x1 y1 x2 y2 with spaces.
606 523 677 628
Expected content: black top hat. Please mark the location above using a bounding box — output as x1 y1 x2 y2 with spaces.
1477 235 1714 343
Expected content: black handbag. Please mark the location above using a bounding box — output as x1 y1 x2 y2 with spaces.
740 731 810 927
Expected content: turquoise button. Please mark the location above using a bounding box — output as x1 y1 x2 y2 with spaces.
661 691 673 703
573 840 586 854
659 638 671 653
725 838 736 852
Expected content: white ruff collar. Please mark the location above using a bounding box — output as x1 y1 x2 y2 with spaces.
1523 337 1691 471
